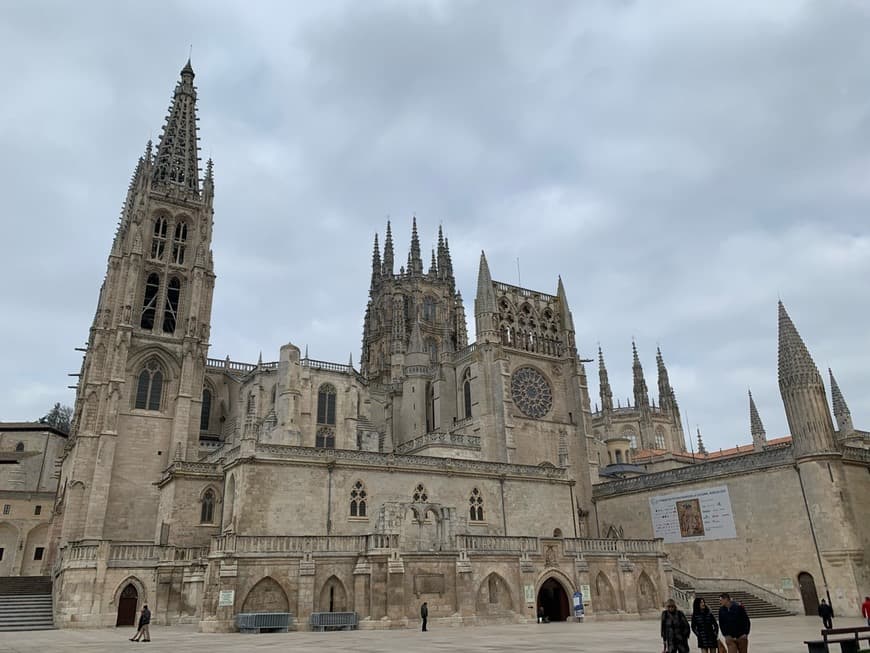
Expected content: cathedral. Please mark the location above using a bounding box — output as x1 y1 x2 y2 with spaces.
44 61 869 630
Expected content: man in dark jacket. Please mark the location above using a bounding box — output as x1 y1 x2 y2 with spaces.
718 593 750 653
130 604 151 642
818 599 834 630
420 602 428 632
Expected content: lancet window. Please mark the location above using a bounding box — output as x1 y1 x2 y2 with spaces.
317 384 337 425
469 487 484 521
140 273 161 330
172 222 187 265
151 217 168 260
200 489 215 524
162 277 181 333
462 368 472 419
134 359 163 411
200 388 212 432
350 480 367 517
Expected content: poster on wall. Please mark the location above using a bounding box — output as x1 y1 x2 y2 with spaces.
649 485 737 543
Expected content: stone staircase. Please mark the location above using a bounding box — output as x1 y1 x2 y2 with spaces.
694 590 792 618
0 576 55 631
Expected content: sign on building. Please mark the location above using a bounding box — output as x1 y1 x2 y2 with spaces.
218 589 235 607
649 485 737 543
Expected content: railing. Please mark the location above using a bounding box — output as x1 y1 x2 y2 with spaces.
843 446 870 464
563 538 663 555
452 343 477 361
670 566 799 614
493 281 555 301
450 416 475 432
67 543 98 562
169 546 209 561
109 544 159 562
206 357 279 373
394 431 481 455
211 534 370 555
302 358 356 375
670 585 695 611
457 535 539 554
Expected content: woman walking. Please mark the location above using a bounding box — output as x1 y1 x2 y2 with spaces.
661 598 691 653
691 597 720 653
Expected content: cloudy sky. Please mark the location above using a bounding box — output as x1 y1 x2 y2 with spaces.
1 0 868 451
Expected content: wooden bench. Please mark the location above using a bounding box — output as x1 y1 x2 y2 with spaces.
309 611 358 631
236 611 293 633
804 626 870 653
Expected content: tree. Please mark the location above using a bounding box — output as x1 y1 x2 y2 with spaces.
41 402 73 433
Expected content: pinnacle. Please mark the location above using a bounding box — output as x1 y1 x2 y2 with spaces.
777 301 821 387
475 250 497 315
181 58 195 78
828 368 850 420
152 60 201 194
749 388 766 442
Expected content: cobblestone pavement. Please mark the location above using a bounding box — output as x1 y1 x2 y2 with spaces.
0 616 864 652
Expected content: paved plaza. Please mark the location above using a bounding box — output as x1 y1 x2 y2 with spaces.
0 616 865 653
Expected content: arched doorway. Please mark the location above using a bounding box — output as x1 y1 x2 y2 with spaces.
116 583 139 626
798 572 820 616
537 577 570 622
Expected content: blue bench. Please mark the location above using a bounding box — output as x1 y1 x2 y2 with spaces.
236 612 293 633
309 611 358 631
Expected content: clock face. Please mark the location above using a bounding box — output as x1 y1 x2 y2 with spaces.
511 366 553 419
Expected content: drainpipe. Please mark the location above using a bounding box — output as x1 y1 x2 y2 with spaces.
326 463 334 534
795 464 832 608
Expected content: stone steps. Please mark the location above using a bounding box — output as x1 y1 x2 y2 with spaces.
694 590 792 618
0 577 55 631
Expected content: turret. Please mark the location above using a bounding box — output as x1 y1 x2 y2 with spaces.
632 341 650 409
749 389 767 452
777 302 838 458
474 251 499 343
828 369 854 437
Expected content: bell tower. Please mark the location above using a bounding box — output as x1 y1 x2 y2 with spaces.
58 61 215 545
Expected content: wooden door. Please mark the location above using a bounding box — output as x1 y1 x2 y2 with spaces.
116 584 138 626
798 572 819 616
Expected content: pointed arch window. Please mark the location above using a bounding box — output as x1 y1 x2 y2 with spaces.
200 488 215 524
315 426 335 449
200 388 212 432
469 487 484 522
140 273 161 330
317 384 337 426
655 428 666 450
162 277 181 333
350 480 367 517
151 217 168 260
172 222 188 265
15 442 24 452
463 368 472 419
422 296 437 322
134 360 163 411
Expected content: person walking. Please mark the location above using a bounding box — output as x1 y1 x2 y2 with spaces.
691 597 720 653
420 601 428 632
818 598 834 630
661 599 690 653
862 596 870 626
718 593 750 653
130 604 151 642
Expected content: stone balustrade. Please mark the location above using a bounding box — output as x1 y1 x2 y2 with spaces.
456 535 539 553
394 431 481 455
562 537 663 555
210 534 371 555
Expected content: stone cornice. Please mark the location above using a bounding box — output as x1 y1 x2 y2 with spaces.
842 446 870 465
234 443 570 482
593 446 796 499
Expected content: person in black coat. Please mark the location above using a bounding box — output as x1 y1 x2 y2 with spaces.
691 597 720 653
719 593 751 653
129 604 151 642
661 599 691 653
420 601 428 632
818 599 834 630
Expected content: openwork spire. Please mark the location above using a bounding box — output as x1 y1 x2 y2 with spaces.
382 220 394 275
828 368 854 434
696 428 707 456
406 216 423 275
632 340 650 408
598 346 613 412
777 301 822 387
370 232 381 289
152 59 201 194
749 389 766 450
429 248 437 275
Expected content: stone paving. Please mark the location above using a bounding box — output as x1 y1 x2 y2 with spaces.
0 616 865 653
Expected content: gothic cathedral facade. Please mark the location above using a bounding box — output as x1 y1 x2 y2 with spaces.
49 62 670 629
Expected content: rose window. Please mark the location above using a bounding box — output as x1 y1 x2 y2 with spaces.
511 367 553 419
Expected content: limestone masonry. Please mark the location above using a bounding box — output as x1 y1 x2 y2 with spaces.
10 61 864 630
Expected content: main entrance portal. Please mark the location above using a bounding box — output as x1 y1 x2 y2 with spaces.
116 583 139 626
537 578 570 622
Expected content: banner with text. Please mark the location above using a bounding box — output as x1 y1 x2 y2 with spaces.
649 485 737 543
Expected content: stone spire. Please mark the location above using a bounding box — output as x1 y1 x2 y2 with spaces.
828 368 854 435
370 232 381 290
152 59 201 194
429 248 437 276
777 301 838 458
632 340 650 408
696 428 707 456
442 237 454 282
656 347 672 405
474 251 498 343
436 225 447 279
382 220 394 276
749 389 766 451
598 346 613 412
408 216 423 275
